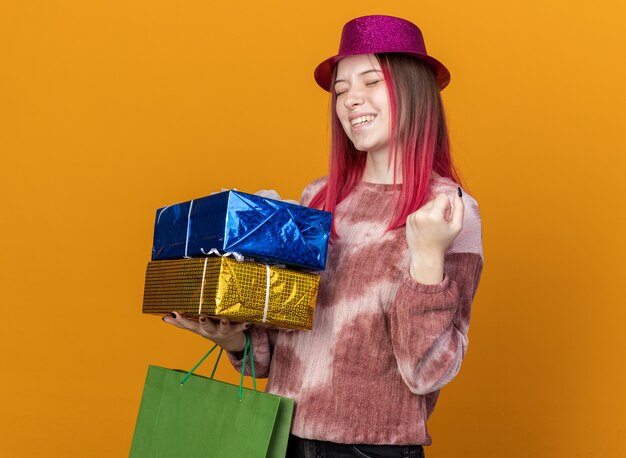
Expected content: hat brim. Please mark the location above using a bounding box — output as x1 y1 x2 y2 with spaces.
314 52 451 92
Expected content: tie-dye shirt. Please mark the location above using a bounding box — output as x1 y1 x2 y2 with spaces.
230 174 483 445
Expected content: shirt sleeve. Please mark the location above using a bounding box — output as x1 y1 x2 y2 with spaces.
389 197 483 395
226 326 279 378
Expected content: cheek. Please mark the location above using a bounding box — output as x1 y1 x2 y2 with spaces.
378 98 391 118
335 107 352 134
335 103 347 122
373 87 391 116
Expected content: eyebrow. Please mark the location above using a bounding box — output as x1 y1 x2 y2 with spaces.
334 69 383 85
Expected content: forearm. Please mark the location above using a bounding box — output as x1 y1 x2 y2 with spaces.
391 252 483 394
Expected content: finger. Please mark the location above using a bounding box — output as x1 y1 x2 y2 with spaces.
233 321 252 332
162 311 182 327
163 311 202 333
254 189 281 200
451 187 465 231
198 315 218 334
219 318 231 334
217 318 252 334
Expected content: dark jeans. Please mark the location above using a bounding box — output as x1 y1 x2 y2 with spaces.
286 434 424 458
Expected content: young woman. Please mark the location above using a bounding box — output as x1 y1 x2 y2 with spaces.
164 15 483 458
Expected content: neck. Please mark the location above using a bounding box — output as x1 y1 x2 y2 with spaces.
362 148 402 184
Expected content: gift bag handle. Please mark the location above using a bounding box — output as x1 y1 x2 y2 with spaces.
180 333 256 400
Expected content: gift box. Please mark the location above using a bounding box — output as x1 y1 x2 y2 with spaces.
151 190 332 271
142 257 319 330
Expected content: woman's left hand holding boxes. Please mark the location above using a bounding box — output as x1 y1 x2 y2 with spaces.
162 312 248 352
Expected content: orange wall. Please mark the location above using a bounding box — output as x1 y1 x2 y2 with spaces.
1 1 625 456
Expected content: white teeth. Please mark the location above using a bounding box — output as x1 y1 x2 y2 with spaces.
350 115 376 127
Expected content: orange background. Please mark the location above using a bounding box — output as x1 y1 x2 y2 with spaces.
1 1 625 456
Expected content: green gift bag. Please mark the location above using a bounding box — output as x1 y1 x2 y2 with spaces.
129 334 294 457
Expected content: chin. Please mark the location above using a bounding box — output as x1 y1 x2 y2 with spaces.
355 142 382 153
350 138 373 151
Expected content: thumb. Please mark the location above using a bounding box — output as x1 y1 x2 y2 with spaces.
451 187 465 230
432 193 451 219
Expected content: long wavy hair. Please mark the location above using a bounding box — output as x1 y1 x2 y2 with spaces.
308 53 462 238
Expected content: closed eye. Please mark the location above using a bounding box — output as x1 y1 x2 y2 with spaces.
334 79 382 96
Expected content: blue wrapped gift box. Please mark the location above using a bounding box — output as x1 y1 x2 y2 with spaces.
151 190 332 270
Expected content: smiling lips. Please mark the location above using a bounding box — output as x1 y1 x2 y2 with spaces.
350 114 376 127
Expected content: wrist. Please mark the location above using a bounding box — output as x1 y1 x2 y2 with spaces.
409 252 445 285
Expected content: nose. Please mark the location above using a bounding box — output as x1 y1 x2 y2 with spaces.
343 88 365 109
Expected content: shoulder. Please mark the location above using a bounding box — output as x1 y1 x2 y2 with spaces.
300 176 328 206
430 174 483 260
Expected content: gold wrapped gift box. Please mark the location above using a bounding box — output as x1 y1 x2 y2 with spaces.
142 257 318 330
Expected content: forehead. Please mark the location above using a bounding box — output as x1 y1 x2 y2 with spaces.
335 54 382 78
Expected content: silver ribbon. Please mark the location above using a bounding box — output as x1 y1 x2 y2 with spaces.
200 248 244 262
184 199 194 259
